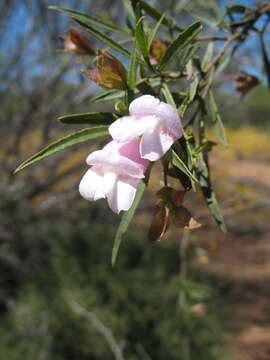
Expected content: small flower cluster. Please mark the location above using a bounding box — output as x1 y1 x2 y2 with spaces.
79 95 183 213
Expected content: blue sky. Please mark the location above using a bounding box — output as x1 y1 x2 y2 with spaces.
1 0 269 89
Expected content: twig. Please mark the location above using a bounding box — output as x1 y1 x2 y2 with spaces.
69 300 125 360
204 32 241 73
197 35 228 42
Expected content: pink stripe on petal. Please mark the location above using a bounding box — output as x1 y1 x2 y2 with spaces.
87 140 147 179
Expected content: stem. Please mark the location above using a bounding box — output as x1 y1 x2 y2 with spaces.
204 32 241 73
179 230 191 360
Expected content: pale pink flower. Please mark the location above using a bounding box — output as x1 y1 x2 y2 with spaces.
109 95 183 161
79 139 148 213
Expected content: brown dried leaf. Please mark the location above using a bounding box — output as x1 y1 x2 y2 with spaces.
232 72 260 97
148 200 170 242
171 206 201 230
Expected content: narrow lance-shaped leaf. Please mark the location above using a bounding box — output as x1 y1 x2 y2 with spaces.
58 112 116 125
91 77 165 102
159 21 202 71
140 1 183 32
112 180 145 266
195 153 226 233
91 90 125 103
122 0 136 27
189 75 199 102
161 83 176 107
187 2 223 28
73 17 131 59
202 42 214 70
172 150 198 183
49 6 129 34
127 40 137 90
148 13 165 50
15 126 109 173
214 49 232 78
179 43 200 71
208 90 228 146
135 16 150 66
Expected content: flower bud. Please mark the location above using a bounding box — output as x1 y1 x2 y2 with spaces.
149 40 168 65
59 28 95 55
85 49 128 90
232 72 260 97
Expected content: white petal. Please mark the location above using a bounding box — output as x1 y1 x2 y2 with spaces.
79 167 106 201
155 102 183 139
129 95 160 116
106 175 139 214
109 116 143 142
140 129 175 161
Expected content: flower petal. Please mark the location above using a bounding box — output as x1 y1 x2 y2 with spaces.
87 140 147 178
109 116 143 142
106 175 139 213
79 166 106 201
129 95 160 116
155 101 183 139
118 138 148 169
140 128 175 161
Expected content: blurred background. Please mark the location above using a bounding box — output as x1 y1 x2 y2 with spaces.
1 0 270 359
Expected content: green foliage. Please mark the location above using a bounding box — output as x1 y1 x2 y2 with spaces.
15 126 109 173
207 90 228 147
195 154 227 233
49 6 130 34
15 0 270 278
112 180 145 266
0 206 230 360
58 112 116 125
158 21 202 71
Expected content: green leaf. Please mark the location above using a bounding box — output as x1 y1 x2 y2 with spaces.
135 16 150 66
140 0 183 32
202 42 214 70
73 17 131 58
208 90 228 147
112 180 145 266
91 90 125 103
92 77 164 102
179 43 200 71
161 83 176 107
58 112 116 125
188 9 218 28
260 34 270 92
15 126 109 173
195 154 226 233
127 40 137 90
214 49 232 78
49 6 129 34
187 2 223 28
122 0 136 25
159 21 202 71
188 75 199 102
148 13 165 50
171 150 198 183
